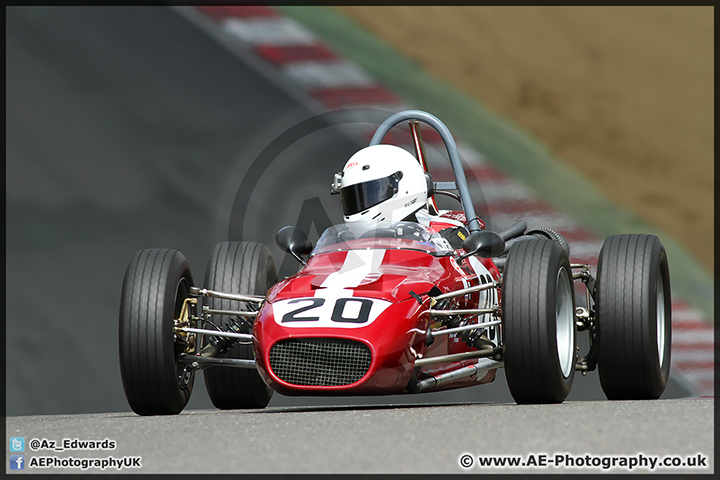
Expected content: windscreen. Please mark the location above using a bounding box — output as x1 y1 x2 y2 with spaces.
312 222 454 256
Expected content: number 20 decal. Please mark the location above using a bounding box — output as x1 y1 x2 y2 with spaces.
281 298 325 322
282 298 372 323
273 296 390 328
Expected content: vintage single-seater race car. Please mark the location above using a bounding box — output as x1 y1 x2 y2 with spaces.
119 110 671 415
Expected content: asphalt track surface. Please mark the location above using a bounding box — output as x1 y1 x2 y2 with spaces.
5 7 711 473
5 399 714 474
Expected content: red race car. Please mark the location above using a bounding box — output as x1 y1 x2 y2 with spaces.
119 110 672 415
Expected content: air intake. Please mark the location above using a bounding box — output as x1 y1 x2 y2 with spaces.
269 338 371 386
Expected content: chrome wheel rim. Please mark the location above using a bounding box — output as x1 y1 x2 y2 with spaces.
657 274 666 368
556 267 575 378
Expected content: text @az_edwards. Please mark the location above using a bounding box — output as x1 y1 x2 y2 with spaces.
28 438 115 452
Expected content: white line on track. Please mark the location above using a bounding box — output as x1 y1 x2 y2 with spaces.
671 329 715 345
472 182 533 203
671 308 707 323
671 349 714 363
457 142 489 166
675 369 715 383
486 212 580 232
222 17 317 46
283 60 377 89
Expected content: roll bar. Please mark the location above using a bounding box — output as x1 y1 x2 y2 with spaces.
369 110 481 233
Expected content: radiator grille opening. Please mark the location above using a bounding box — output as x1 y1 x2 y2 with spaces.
269 338 371 386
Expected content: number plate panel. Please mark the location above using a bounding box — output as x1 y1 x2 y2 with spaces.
271 292 392 329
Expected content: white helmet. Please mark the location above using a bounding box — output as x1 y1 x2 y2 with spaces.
335 144 428 234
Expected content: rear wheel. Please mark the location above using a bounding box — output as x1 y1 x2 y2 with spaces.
502 238 576 404
203 242 277 409
526 227 570 257
595 234 671 399
119 249 195 415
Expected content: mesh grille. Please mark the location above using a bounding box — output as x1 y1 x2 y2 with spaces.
269 338 371 386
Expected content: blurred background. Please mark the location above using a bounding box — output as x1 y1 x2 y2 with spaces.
6 6 712 416
337 6 713 271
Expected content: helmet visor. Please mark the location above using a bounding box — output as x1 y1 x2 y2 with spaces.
340 171 402 216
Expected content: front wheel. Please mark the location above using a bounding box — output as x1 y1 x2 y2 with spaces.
595 234 671 400
502 238 577 404
203 241 277 409
119 249 196 415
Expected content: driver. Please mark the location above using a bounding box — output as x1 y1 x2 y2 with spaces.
333 144 429 238
331 144 469 247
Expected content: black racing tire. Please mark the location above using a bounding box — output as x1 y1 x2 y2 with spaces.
526 227 570 258
502 238 577 404
595 234 671 400
203 242 277 409
119 249 195 415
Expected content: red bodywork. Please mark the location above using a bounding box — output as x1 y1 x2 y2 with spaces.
253 216 500 396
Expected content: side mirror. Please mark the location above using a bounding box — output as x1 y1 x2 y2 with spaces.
459 230 506 260
275 226 313 265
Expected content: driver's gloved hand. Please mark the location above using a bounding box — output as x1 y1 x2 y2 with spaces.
438 226 469 249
